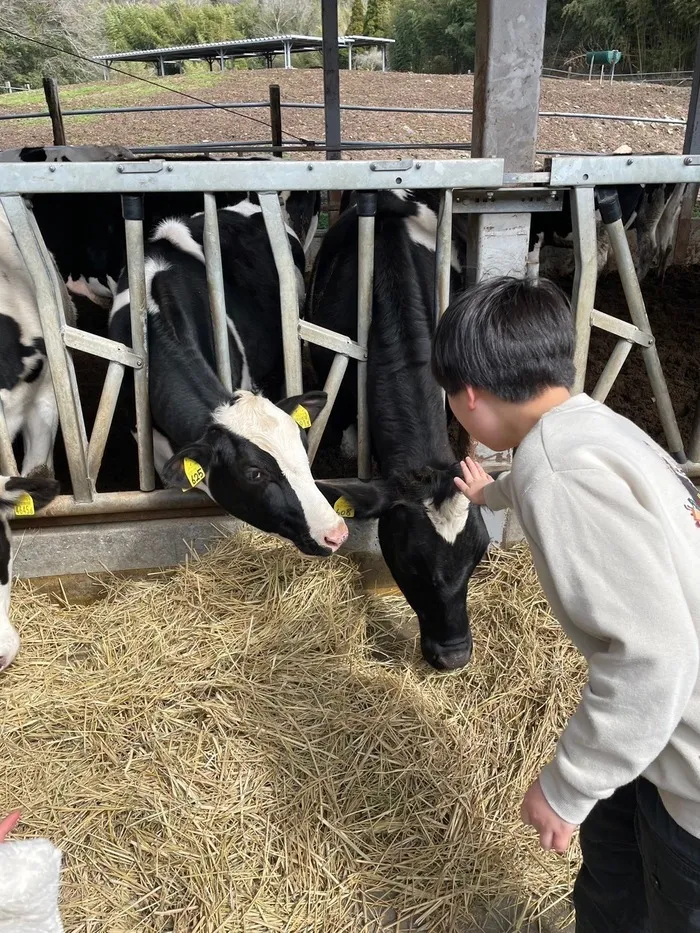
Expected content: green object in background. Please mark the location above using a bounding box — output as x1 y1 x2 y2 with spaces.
586 50 622 66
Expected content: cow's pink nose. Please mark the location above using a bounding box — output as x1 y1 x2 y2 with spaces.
324 522 349 551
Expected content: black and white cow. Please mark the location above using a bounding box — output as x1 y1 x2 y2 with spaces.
109 201 348 556
0 147 320 306
0 473 59 671
531 181 687 282
0 207 76 476
308 189 489 670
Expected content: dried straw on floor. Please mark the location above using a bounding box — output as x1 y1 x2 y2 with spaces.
1 534 585 933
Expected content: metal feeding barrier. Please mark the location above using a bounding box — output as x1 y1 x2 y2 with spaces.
0 152 698 534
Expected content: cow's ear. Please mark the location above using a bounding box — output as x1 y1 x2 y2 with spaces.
161 443 212 490
316 478 393 519
3 475 60 515
277 391 327 430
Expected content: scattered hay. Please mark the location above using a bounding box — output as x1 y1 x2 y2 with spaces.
1 534 586 932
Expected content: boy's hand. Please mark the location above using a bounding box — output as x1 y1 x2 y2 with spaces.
454 457 494 506
521 779 577 854
0 811 21 842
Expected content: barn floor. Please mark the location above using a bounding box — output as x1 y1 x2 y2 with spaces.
1 533 582 933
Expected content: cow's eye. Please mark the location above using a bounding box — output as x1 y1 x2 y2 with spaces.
245 467 263 483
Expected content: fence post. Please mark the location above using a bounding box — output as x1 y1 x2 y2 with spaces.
269 84 283 157
42 76 66 146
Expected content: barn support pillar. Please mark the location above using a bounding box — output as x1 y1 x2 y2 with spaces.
674 30 700 266
468 0 547 546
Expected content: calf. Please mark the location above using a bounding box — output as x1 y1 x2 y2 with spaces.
0 474 59 671
109 202 347 556
308 190 489 670
0 206 75 476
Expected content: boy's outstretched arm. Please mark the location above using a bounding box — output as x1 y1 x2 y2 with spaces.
521 468 699 835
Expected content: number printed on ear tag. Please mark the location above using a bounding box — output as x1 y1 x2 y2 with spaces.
183 458 205 487
14 494 35 517
333 496 355 518
291 405 312 430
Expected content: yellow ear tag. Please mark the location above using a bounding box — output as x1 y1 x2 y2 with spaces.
183 457 205 488
14 494 35 517
291 405 312 430
333 496 355 519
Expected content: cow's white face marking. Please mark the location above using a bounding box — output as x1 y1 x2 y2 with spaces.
110 258 170 322
213 391 345 549
423 494 470 544
151 219 205 263
394 192 460 271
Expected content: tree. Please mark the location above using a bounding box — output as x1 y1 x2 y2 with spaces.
391 0 476 72
363 0 390 37
346 0 365 35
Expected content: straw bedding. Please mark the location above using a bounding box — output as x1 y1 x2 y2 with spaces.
1 534 585 932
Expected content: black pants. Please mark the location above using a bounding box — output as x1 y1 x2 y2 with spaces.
575 778 700 932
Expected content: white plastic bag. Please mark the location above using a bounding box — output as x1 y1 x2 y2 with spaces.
0 838 64 933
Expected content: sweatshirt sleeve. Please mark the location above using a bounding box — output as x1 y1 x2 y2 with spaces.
521 468 699 826
483 471 514 512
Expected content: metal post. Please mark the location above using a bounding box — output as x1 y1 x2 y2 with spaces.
348 43 353 71
570 186 597 394
87 360 124 483
42 76 66 146
356 191 376 480
220 48 225 72
434 189 453 323
600 65 604 85
598 189 686 462
675 30 700 264
122 194 155 491
0 397 19 476
307 352 349 464
321 0 341 161
591 339 633 403
258 191 303 397
284 41 292 69
689 393 700 464
589 58 594 81
610 60 616 84
158 57 164 77
202 193 232 393
269 84 283 157
381 44 387 72
1 195 92 499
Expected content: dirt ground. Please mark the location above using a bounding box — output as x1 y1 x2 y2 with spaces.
0 71 690 160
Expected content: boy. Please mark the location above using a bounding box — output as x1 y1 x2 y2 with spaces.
431 275 700 932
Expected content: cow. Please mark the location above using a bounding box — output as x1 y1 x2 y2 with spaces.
530 181 686 283
0 473 59 672
108 200 348 557
0 147 320 307
307 189 490 670
0 205 76 477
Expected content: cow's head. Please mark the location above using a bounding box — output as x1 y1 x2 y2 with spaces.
317 466 489 670
162 390 348 557
0 475 60 672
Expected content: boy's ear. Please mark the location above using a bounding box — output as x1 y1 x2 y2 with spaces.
316 478 394 519
277 391 328 430
2 476 60 515
161 442 212 489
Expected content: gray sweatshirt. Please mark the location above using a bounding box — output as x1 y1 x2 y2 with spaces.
484 393 700 835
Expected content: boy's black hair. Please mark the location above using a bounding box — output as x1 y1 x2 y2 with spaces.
431 275 576 403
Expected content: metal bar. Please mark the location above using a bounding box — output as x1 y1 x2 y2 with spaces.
434 188 453 324
570 187 597 393
689 392 700 464
258 191 303 397
269 85 283 157
42 77 66 146
590 309 654 346
122 195 155 491
592 339 633 403
62 325 143 369
604 216 686 462
298 320 366 361
0 397 19 476
0 158 505 193
356 191 377 480
87 360 125 483
1 195 93 500
550 154 700 186
321 0 341 161
202 192 232 393
307 353 349 464
23 488 212 520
